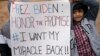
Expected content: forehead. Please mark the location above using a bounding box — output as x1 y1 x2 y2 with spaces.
73 9 84 12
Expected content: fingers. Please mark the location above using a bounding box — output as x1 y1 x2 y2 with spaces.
69 0 73 3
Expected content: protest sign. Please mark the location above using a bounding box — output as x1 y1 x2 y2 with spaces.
10 0 71 56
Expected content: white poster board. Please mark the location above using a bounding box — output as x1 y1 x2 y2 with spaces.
10 0 71 56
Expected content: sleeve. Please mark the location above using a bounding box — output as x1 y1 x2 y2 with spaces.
0 35 6 44
81 0 99 21
1 21 10 39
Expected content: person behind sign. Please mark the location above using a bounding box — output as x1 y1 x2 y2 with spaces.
0 0 34 56
71 0 100 56
0 0 14 56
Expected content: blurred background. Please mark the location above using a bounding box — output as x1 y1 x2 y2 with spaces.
0 0 9 30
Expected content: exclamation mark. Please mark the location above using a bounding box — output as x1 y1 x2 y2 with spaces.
61 4 64 12
65 46 69 55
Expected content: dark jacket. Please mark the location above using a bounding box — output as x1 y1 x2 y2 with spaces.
0 44 11 56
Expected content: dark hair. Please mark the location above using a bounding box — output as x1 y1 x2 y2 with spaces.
73 2 88 14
